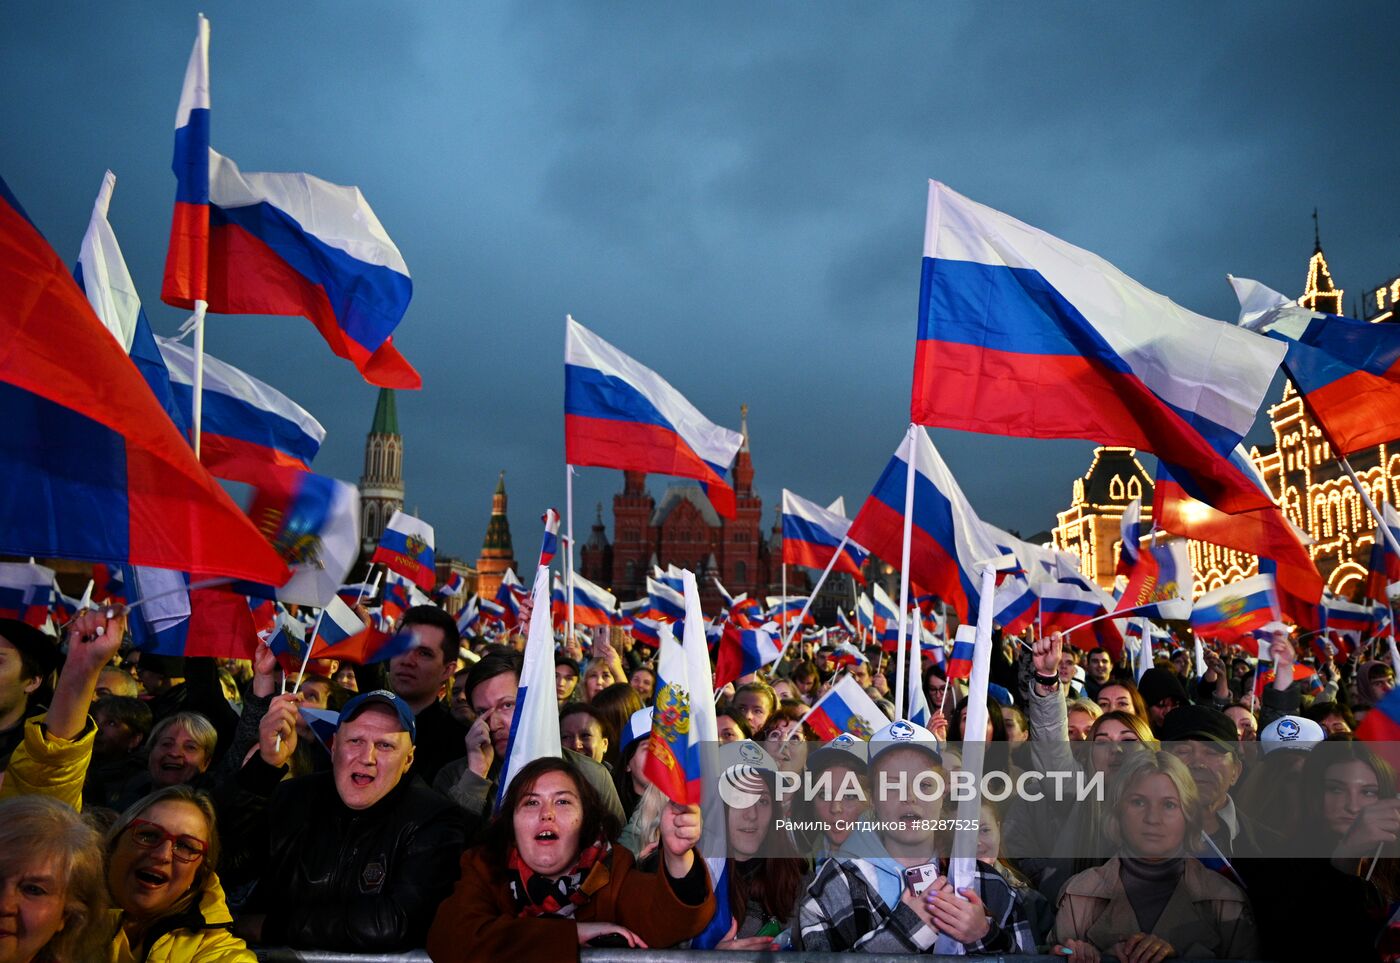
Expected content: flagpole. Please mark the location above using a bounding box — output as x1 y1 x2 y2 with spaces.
190 300 208 458
291 607 327 694
1338 455 1400 560
1061 601 1162 642
776 535 849 663
566 464 576 648
894 424 918 721
781 562 787 644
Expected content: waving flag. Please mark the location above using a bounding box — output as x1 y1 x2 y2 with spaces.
829 642 869 669
913 181 1284 514
1191 575 1280 646
92 565 127 606
630 617 662 648
871 583 900 649
644 572 687 622
434 572 466 599
855 593 875 637
1234 276 1400 456
371 510 435 591
1043 576 1125 656
245 468 360 607
1366 502 1400 603
715 622 781 689
0 174 289 583
158 337 324 486
804 675 885 742
947 624 975 681
0 564 55 627
644 621 703 803
1322 592 1381 646
1154 448 1321 626
781 489 868 579
538 509 561 569
836 608 857 636
847 426 1001 621
313 622 416 667
1117 498 1148 577
124 566 191 657
556 570 620 627
1116 540 1193 622
479 595 506 625
305 596 368 654
766 595 814 631
162 13 210 306
565 316 743 518
455 594 481 635
75 170 142 352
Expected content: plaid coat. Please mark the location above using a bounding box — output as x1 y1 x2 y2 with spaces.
794 856 1034 954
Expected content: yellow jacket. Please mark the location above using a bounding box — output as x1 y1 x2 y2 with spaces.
0 713 94 811
108 871 255 963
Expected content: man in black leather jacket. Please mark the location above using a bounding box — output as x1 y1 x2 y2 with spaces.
217 688 473 952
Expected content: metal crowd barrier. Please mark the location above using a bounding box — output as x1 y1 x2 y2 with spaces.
253 950 1265 962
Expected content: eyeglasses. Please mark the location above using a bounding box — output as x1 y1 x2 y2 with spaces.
125 819 208 863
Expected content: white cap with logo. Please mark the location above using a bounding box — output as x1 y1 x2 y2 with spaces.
1259 714 1325 753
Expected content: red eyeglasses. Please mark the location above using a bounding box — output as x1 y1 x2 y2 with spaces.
125 819 208 863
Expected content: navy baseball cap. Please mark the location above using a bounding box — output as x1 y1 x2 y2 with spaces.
338 689 417 743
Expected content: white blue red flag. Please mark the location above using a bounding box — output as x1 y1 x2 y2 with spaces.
434 572 466 599
871 583 900 650
848 426 1001 621
780 489 868 579
913 181 1285 514
314 623 418 667
947 624 975 681
1116 540 1193 622
0 564 54 627
804 675 885 741
1117 498 1148 578
554 570 620 627
1191 574 1280 647
766 595 814 631
565 317 743 518
1235 275 1400 456
371 510 436 591
715 622 781 689
125 566 191 657
0 172 287 584
496 568 564 808
644 621 703 803
1322 592 1382 646
307 596 367 653
1154 447 1321 628
538 509 561 570
245 468 360 608
645 571 687 622
1366 501 1400 604
455 594 481 635
159 337 324 486
161 13 209 307
479 595 506 625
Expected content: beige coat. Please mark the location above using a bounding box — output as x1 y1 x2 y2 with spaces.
1053 858 1258 959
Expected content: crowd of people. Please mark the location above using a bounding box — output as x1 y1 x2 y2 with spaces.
1 597 1398 962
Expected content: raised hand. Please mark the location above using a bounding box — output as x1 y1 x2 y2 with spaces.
659 802 702 879
257 692 302 768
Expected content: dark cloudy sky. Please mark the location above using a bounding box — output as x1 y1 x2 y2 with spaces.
5 2 1400 565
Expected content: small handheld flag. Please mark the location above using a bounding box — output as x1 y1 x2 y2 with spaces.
495 568 563 809
371 510 436 591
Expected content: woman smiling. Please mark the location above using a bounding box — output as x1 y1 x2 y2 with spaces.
104 786 253 963
427 757 713 961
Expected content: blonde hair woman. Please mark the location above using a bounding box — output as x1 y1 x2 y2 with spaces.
0 796 109 963
1052 752 1257 962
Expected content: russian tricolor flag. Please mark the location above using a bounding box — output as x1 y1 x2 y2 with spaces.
1322 592 1380 644
538 509 561 570
1190 574 1280 647
556 570 620 627
766 595 814 631
947 625 975 681
630 617 662 648
1116 540 1194 622
371 510 436 592
780 489 868 579
1154 447 1321 628
434 572 466 599
0 564 55 628
644 622 703 804
847 426 1001 622
1366 501 1400 604
160 16 418 390
715 622 781 689
496 568 564 809
1117 498 1148 578
0 173 289 584
245 468 360 608
913 181 1285 514
565 317 743 518
645 572 687 622
307 595 367 654
805 675 886 742
1234 276 1400 457
455 594 481 635
159 337 324 486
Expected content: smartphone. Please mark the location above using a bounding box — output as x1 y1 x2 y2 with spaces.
903 862 940 896
756 919 783 938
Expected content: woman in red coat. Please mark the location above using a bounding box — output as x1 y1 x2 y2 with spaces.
427 756 714 962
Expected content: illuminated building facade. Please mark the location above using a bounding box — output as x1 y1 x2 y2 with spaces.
1053 238 1400 600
